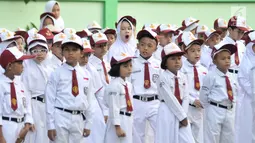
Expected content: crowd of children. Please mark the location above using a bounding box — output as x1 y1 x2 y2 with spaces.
0 0 255 143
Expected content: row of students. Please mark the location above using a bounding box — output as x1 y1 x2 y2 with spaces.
0 4 254 143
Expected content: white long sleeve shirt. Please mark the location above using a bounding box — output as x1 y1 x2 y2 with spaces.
157 70 189 121
200 44 216 70
105 77 133 125
200 68 238 108
45 63 93 130
0 74 33 125
130 55 161 97
181 60 208 104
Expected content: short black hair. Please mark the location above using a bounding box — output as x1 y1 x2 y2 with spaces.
160 53 183 70
138 33 157 45
228 26 238 30
108 60 132 77
61 42 83 50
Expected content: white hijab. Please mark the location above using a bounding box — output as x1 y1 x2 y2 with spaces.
44 0 65 30
239 42 255 80
107 18 136 63
40 14 56 30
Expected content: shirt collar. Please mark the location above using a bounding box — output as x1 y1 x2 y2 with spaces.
90 54 103 64
118 77 127 85
63 62 80 71
138 55 153 64
166 70 181 79
215 68 227 77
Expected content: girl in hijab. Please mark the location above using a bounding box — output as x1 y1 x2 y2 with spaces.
44 0 65 30
236 31 255 143
106 16 137 63
39 12 56 30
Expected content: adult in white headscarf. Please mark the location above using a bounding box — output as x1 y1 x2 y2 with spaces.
106 16 137 63
44 0 65 30
237 32 255 143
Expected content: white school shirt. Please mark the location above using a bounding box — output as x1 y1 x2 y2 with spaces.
221 36 246 70
105 77 133 125
21 59 54 98
200 44 216 70
153 44 164 61
49 54 65 70
181 59 208 104
0 74 33 125
89 54 111 86
45 63 93 130
157 70 189 121
200 68 238 108
130 55 161 97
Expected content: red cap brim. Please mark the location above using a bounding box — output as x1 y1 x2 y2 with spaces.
17 55 36 61
238 27 249 32
83 48 94 53
95 40 108 45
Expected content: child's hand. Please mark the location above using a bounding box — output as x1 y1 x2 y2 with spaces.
48 129 56 141
180 118 188 128
29 124 35 132
83 129 91 137
0 136 6 143
115 126 126 137
104 116 108 123
194 100 203 108
17 123 30 141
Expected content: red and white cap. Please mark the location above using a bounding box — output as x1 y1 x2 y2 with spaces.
63 28 76 36
248 31 255 43
81 38 94 53
182 31 204 50
90 32 108 45
76 29 93 38
27 28 38 37
137 28 158 44
0 28 8 34
38 28 54 40
27 33 47 45
157 24 178 34
110 52 134 66
102 28 116 35
161 42 185 59
142 24 159 32
214 18 228 29
61 34 83 50
196 25 208 34
182 17 199 31
15 28 29 43
204 29 222 41
0 30 22 42
45 24 62 33
228 16 248 31
53 33 66 44
212 42 237 58
28 41 48 51
87 21 102 30
0 46 35 69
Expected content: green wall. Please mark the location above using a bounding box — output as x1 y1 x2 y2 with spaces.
0 0 254 31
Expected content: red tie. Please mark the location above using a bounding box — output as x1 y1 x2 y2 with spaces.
124 84 133 112
225 76 233 102
194 66 200 90
144 63 151 89
102 61 109 84
235 44 239 65
72 69 79 96
11 82 18 111
174 77 182 104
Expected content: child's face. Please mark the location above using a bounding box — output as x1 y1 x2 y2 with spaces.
52 42 62 59
166 55 182 74
120 21 132 43
62 44 82 66
9 61 24 76
92 42 108 59
213 51 231 73
43 17 54 28
207 34 221 47
15 38 25 53
215 27 228 40
30 46 47 63
106 34 116 49
120 61 132 78
185 44 201 65
79 52 91 66
137 37 157 58
159 32 172 47
52 4 60 19
228 28 244 41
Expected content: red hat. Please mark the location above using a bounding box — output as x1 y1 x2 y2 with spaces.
137 28 158 44
214 18 228 29
142 24 159 32
204 29 222 41
81 38 94 53
115 15 137 28
182 31 204 50
181 17 199 31
103 28 116 35
110 52 134 66
161 43 185 59
228 16 248 31
0 30 22 42
38 28 54 40
15 30 29 44
76 29 93 38
157 24 178 34
0 47 35 69
212 42 237 58
90 32 108 46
